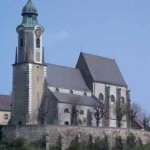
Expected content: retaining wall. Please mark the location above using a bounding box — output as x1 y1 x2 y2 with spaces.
2 125 150 150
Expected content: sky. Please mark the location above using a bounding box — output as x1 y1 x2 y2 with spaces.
0 0 150 112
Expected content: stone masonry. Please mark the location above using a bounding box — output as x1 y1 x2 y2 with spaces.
2 125 150 150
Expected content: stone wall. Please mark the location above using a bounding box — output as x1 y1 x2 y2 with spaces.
2 125 150 150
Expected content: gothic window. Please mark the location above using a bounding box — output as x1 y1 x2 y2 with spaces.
64 108 69 113
99 93 104 100
80 110 84 115
111 95 115 102
36 38 40 48
20 38 24 47
70 90 73 94
121 97 125 103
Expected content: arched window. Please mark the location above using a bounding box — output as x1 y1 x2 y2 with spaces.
70 90 73 94
20 38 24 47
64 108 69 113
99 93 104 100
55 88 59 92
64 121 69 125
36 38 40 48
121 97 125 103
111 95 115 102
80 110 84 115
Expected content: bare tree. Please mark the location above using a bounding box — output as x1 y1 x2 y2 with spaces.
139 111 150 129
114 100 129 127
130 102 142 128
68 95 80 125
130 102 141 119
93 102 107 127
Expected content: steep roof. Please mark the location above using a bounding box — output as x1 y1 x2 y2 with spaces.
80 52 127 87
0 95 12 111
49 90 102 107
47 64 90 91
133 117 144 129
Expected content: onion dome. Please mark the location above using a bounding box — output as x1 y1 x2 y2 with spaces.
20 0 39 28
22 0 38 16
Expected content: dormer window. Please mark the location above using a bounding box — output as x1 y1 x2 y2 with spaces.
84 92 87 96
20 38 24 47
55 88 59 92
70 90 73 94
36 38 40 48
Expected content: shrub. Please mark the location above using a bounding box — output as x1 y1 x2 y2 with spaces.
93 135 109 150
136 137 143 148
13 137 26 148
30 139 46 148
68 139 89 150
115 135 123 149
69 139 79 150
126 133 136 148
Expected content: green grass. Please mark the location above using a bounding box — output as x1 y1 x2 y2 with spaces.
115 144 150 150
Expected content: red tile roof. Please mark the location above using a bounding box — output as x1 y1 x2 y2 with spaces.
134 117 144 129
0 95 12 111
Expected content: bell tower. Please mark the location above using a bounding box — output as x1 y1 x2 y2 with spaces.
12 0 47 125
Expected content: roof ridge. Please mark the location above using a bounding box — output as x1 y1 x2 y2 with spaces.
81 52 115 62
80 52 127 87
47 63 79 70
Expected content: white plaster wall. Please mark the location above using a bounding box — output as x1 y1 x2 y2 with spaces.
93 82 128 128
93 82 105 100
57 103 71 125
49 82 128 128
57 103 101 127
48 86 92 97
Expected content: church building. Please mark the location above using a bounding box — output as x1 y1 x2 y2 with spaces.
12 0 130 128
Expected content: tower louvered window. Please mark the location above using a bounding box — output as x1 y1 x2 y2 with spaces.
36 38 40 48
20 38 24 47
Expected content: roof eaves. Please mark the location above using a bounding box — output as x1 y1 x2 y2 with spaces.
93 80 128 88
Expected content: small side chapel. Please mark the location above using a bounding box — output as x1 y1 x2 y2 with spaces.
12 0 131 128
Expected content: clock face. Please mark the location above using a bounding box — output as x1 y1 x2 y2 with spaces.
35 27 42 38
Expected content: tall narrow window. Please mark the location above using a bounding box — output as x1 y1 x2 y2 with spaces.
20 38 24 47
99 93 104 100
36 38 40 48
4 114 8 120
111 95 115 102
121 97 125 103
